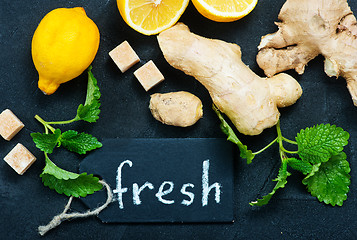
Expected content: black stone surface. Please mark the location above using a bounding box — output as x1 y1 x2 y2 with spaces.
0 0 356 239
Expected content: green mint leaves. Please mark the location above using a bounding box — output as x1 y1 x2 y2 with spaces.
250 159 291 206
214 108 351 207
32 67 103 197
296 124 349 164
302 152 351 206
31 130 102 155
213 105 255 164
61 130 102 154
41 155 102 197
31 129 62 154
287 158 312 175
76 66 101 123
41 173 102 198
294 124 350 206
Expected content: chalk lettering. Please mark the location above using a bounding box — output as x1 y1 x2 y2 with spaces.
202 159 221 206
180 183 195 206
113 159 222 209
155 181 175 204
113 160 132 209
133 182 154 205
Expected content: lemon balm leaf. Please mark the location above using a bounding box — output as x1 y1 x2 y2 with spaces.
76 66 101 123
40 155 102 197
61 130 102 154
296 124 349 164
302 152 351 206
42 155 79 180
41 173 102 197
84 66 101 106
213 105 254 164
31 129 62 154
287 158 313 175
250 160 291 206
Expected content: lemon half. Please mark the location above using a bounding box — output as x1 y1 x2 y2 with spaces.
192 0 258 22
117 0 190 35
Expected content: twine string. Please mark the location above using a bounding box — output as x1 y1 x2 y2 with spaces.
38 180 113 236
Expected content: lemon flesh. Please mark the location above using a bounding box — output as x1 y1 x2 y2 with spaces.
117 0 189 35
192 0 258 22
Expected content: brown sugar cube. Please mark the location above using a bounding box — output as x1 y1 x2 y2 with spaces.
4 143 36 175
134 60 165 91
109 41 140 73
0 109 25 141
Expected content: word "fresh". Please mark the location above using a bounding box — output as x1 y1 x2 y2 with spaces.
113 159 222 209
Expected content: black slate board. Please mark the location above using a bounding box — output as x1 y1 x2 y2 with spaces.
1 0 357 239
79 138 234 223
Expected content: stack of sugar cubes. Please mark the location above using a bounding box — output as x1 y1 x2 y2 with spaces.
0 109 36 175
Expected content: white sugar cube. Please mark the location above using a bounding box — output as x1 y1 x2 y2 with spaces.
4 143 36 175
134 60 165 91
109 41 140 73
0 109 24 141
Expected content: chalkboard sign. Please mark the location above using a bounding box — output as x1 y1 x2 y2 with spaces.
79 138 234 223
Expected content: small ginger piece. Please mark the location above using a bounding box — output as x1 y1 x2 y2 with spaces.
257 0 357 105
158 23 302 135
149 91 203 127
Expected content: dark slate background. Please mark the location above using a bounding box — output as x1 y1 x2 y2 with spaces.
0 0 356 239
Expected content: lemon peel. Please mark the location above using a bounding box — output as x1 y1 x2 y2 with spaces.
31 7 100 95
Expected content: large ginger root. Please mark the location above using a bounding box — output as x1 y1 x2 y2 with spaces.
157 23 302 135
257 0 357 105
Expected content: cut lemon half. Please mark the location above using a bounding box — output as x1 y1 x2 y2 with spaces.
192 0 258 22
117 0 190 35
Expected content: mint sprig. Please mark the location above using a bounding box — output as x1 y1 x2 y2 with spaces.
213 105 255 164
287 158 313 175
41 173 102 198
215 108 351 206
76 66 101 122
40 155 102 197
296 124 349 164
250 159 290 206
302 152 351 206
31 129 62 154
61 130 102 154
32 66 103 197
31 129 102 155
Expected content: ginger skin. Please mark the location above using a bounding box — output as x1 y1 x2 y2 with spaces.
149 91 203 127
158 23 302 135
257 0 357 105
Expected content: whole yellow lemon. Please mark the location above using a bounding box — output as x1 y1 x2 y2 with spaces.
32 7 100 95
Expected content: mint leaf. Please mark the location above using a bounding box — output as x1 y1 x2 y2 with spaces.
76 102 101 123
302 152 351 206
213 105 254 164
84 66 101 106
41 173 102 197
296 124 349 164
31 129 62 154
42 155 79 180
41 155 102 197
61 130 102 154
250 160 291 206
76 66 101 123
287 158 313 175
